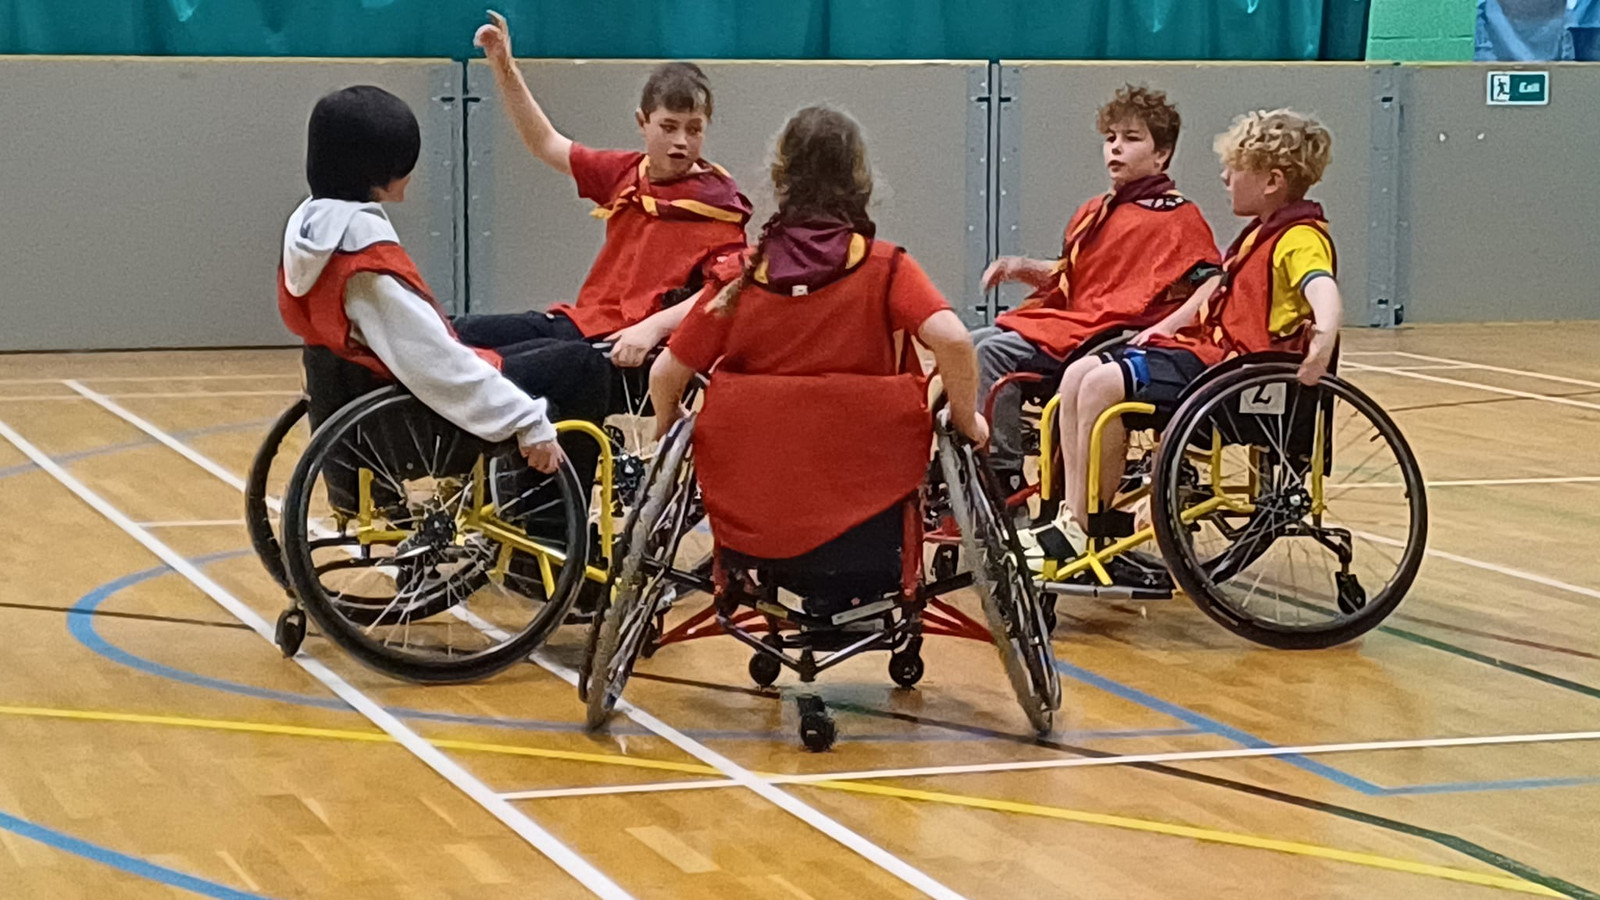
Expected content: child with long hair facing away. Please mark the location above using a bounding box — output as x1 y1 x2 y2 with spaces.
650 106 986 573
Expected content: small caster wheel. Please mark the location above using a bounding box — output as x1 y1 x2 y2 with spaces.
796 695 835 752
275 608 307 658
1335 572 1367 615
932 544 959 581
749 646 782 688
1042 596 1059 633
888 651 924 688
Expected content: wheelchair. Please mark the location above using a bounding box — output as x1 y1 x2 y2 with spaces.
997 340 1429 649
245 346 630 683
579 411 1061 751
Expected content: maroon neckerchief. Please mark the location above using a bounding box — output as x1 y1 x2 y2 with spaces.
757 215 873 295
1220 199 1327 276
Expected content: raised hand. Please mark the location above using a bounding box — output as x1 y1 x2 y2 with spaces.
474 10 513 62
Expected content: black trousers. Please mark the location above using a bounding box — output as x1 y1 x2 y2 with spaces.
452 310 588 348
454 311 651 416
498 339 612 488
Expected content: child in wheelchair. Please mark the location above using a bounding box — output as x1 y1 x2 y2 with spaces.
452 12 751 391
650 104 987 614
279 86 611 495
974 85 1221 499
1053 108 1342 583
623 106 1062 747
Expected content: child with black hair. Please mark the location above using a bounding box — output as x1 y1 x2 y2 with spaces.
279 85 610 474
454 12 751 376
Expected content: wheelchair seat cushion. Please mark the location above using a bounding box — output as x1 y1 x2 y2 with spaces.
721 501 905 618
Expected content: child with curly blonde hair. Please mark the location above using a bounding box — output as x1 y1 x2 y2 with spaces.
1051 108 1342 563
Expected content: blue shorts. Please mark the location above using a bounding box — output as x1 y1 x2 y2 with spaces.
1098 346 1208 417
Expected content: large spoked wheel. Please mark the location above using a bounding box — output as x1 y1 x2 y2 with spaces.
246 398 309 592
281 387 589 683
1152 363 1427 649
937 423 1061 735
585 415 698 730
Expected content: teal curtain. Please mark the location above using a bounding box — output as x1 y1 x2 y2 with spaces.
1 0 1369 60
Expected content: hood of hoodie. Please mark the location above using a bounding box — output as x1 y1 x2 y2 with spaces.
281 197 399 297
757 215 872 296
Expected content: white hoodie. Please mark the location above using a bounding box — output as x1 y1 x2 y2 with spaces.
282 197 556 449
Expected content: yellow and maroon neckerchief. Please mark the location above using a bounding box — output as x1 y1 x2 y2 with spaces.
591 157 752 225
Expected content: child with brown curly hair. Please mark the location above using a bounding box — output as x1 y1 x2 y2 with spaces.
1054 108 1342 556
975 84 1221 497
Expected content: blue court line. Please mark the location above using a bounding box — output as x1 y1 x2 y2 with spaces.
1055 658 1389 794
1383 776 1600 796
1054 658 1600 797
0 417 275 482
55 552 1600 788
0 807 276 899
67 556 1198 746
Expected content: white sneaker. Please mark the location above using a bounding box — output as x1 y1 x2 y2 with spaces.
1059 516 1089 551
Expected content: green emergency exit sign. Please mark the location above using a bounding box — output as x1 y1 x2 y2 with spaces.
1487 71 1549 106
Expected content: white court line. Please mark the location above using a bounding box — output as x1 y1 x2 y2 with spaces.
0 416 634 900
81 384 972 900
497 727 1600 801
1348 364 1480 372
506 780 738 801
136 519 249 528
527 651 967 900
0 373 297 385
1342 363 1600 414
1357 530 1600 602
1335 475 1600 490
1391 352 1600 391
1 391 301 403
66 381 256 490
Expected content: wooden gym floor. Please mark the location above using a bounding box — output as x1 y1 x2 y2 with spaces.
0 321 1597 900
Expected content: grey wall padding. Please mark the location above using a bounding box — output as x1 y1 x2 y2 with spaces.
465 60 983 318
1403 65 1600 322
1005 63 1373 323
0 58 461 351
4 57 1595 354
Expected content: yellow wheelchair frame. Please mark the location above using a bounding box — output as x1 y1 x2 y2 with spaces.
1029 393 1329 591
343 419 622 597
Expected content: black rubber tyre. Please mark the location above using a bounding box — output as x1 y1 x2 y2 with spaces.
749 650 782 688
274 607 307 658
797 695 836 752
586 416 697 730
936 425 1061 735
246 399 308 592
1152 365 1427 649
888 651 925 688
931 544 959 581
281 389 587 683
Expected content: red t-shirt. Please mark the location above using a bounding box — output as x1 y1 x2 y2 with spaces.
670 246 948 375
550 144 749 337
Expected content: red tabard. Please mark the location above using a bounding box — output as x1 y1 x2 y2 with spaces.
278 242 500 378
997 190 1220 359
689 243 934 559
1149 201 1332 366
553 147 752 337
